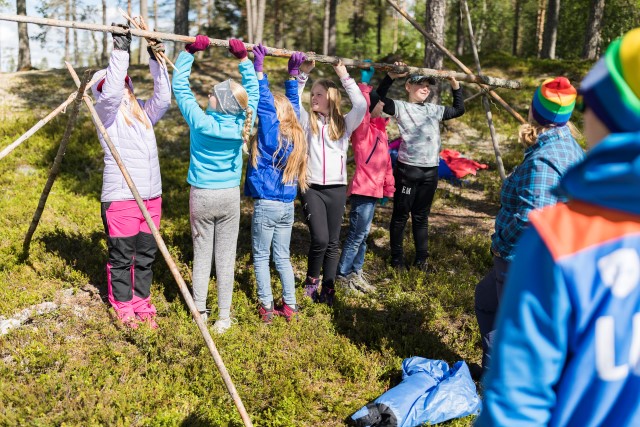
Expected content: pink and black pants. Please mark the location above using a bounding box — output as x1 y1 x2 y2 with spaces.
100 197 162 321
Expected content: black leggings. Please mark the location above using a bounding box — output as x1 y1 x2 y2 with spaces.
389 161 439 265
301 184 347 286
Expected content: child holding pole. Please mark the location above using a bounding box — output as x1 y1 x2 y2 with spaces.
376 62 465 272
296 58 367 305
172 35 259 333
92 25 171 329
244 45 308 323
336 62 395 293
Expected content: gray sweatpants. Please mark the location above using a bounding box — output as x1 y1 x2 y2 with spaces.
190 186 240 320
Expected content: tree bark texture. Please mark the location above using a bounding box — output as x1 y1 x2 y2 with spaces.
455 0 465 56
102 0 108 65
541 0 559 59
16 0 32 70
424 0 447 103
536 0 546 57
512 0 521 56
174 0 189 55
582 0 606 59
139 0 149 64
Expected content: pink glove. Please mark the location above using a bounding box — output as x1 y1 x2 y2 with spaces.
228 39 247 59
288 52 306 76
185 34 210 54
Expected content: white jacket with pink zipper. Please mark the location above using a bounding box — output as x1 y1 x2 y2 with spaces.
298 73 367 186
91 49 171 202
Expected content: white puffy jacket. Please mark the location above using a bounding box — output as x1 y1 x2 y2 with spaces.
91 49 171 202
298 73 367 186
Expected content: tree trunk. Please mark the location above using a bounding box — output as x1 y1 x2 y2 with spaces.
16 0 32 70
128 0 132 18
102 0 108 65
64 0 71 62
154 0 159 30
251 0 258 42
328 0 337 55
455 0 464 56
424 0 447 103
323 0 330 54
512 0 521 56
139 0 149 64
73 0 79 64
377 0 383 55
536 0 547 58
274 0 282 47
541 0 560 59
207 0 215 29
582 0 606 59
246 0 254 43
255 0 266 44
174 0 190 55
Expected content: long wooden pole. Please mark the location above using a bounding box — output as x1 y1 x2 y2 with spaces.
461 0 506 181
385 0 526 123
63 63 254 427
22 70 92 257
0 13 522 89
0 74 103 161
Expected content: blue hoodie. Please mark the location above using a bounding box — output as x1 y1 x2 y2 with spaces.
172 52 259 189
477 132 640 427
244 75 300 202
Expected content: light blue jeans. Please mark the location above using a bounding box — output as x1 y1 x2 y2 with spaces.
251 199 296 306
338 195 378 277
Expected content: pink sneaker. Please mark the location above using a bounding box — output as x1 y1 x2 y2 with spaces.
275 302 299 322
136 312 159 329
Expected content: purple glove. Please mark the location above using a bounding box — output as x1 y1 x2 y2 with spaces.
185 34 210 54
288 52 305 76
252 44 267 72
228 39 247 59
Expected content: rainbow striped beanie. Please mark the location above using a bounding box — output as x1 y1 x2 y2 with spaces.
531 77 577 127
580 27 640 133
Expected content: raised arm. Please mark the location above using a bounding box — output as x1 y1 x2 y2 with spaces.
94 26 131 128
377 61 408 117
442 77 465 120
296 58 315 128
351 83 372 145
286 52 305 119
142 44 172 125
171 50 211 132
334 61 366 136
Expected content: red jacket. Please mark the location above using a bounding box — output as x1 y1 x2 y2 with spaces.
348 83 395 198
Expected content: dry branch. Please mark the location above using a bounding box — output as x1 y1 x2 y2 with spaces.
0 13 522 89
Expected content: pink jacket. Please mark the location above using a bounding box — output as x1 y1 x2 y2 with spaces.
348 83 395 198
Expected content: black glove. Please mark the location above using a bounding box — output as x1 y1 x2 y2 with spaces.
111 23 131 52
147 40 165 61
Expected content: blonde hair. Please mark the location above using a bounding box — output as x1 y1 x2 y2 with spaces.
309 79 346 140
229 80 253 144
518 116 582 147
250 94 309 191
122 89 151 129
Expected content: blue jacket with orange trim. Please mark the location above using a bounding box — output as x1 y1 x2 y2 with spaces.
477 131 640 427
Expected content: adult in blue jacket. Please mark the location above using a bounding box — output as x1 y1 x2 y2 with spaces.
477 28 640 427
244 45 309 323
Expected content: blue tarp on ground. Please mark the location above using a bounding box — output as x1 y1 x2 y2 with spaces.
348 357 481 427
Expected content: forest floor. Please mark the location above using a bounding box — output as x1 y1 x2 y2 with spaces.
0 52 589 426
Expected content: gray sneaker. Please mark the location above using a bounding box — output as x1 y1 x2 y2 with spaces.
350 271 376 293
336 274 362 295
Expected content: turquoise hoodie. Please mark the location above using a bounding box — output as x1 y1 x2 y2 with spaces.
172 52 259 189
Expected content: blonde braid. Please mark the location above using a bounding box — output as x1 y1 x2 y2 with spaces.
242 108 253 145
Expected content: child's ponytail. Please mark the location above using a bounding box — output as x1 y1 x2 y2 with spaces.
242 108 253 145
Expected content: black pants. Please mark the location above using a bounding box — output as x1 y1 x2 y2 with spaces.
389 161 439 265
301 184 347 287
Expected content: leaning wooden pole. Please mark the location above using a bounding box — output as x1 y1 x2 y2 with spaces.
385 0 526 124
0 74 104 161
0 13 522 89
22 70 92 257
63 63 254 427
461 0 506 181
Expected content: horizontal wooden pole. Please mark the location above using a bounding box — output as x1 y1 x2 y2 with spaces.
0 13 522 89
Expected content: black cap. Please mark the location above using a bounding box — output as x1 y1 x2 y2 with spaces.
407 74 436 85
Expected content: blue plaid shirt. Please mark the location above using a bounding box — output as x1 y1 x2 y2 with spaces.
491 126 584 261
